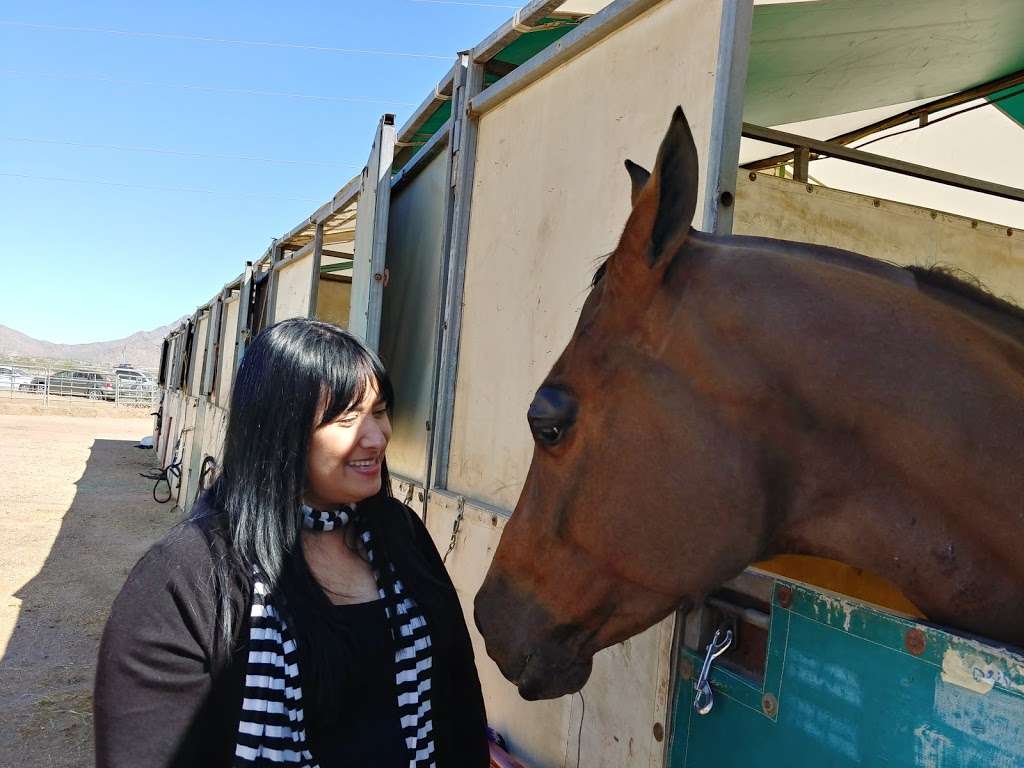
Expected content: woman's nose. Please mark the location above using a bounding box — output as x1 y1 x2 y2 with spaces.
360 418 389 449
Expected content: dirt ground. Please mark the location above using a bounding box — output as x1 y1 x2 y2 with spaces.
0 413 174 767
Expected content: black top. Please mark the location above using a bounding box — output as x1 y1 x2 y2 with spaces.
310 600 407 767
93 498 489 768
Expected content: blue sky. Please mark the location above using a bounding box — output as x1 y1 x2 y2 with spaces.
0 1 515 343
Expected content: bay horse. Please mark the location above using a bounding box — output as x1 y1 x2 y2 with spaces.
473 107 1024 700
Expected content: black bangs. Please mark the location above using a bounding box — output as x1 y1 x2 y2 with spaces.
317 337 395 426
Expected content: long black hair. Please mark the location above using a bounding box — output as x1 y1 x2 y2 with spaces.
193 318 459 730
194 318 394 652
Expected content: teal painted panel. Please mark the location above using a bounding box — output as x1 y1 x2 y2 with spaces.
669 581 1024 766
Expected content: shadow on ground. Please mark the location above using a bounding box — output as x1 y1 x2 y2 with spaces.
1 436 173 768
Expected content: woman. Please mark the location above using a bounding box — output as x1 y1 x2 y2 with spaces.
95 319 489 767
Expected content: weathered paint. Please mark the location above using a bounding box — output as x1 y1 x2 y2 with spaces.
668 580 1024 766
424 491 675 768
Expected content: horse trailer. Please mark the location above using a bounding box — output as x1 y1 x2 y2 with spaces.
156 0 1024 764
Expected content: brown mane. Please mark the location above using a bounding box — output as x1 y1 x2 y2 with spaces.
905 265 1024 342
592 249 1024 344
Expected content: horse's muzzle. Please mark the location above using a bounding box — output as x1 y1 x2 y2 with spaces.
474 571 594 700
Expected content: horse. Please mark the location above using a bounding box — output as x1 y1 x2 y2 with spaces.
473 106 1024 700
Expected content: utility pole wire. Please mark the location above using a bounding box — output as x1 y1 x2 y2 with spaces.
1 136 359 169
0 171 325 202
0 19 451 59
0 69 418 106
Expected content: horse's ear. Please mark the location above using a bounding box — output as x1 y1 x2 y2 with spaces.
617 107 699 268
624 159 650 207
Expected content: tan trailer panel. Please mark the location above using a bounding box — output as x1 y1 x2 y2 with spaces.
218 298 240 409
274 254 315 322
448 0 725 509
734 172 1024 305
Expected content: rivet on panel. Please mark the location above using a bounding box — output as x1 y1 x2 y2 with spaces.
417 491 425 502
719 190 734 208
762 693 778 717
873 199 881 208
805 184 813 193
748 171 757 181
652 722 664 742
678 657 694 681
971 220 979 229
904 628 926 656
930 211 938 219
491 515 498 527
1008 228 1014 237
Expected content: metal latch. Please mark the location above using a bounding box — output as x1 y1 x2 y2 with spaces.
693 627 733 716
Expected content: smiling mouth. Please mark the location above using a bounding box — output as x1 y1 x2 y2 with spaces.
347 457 381 473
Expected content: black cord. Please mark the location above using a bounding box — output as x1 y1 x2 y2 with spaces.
139 436 183 504
196 455 217 501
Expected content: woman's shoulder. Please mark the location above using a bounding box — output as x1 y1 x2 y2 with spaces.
125 508 231 595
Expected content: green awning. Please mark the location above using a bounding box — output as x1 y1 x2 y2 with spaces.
745 0 1024 126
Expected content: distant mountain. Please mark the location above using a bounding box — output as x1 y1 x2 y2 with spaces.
0 322 178 370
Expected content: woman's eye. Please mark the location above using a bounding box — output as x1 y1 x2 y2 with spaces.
373 409 388 418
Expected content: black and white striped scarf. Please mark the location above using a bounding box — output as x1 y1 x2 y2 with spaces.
234 504 436 767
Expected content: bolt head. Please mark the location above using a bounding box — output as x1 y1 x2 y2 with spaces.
904 628 927 656
777 585 793 608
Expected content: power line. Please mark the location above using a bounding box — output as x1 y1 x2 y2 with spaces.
0 171 324 202
409 1 519 7
1 136 358 169
0 69 417 106
0 19 451 59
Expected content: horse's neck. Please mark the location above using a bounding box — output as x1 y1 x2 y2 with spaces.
700 248 1024 645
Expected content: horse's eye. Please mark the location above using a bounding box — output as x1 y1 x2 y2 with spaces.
527 386 576 448
535 425 562 446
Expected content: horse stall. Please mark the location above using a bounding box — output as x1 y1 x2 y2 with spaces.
153 0 1024 764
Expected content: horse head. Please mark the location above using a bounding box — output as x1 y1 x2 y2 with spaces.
474 108 772 699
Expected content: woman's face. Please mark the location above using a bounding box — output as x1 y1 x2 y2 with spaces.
305 381 392 508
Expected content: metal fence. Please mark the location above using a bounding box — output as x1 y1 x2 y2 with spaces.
0 362 160 409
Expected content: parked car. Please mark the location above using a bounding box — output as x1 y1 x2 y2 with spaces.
112 366 158 400
29 370 116 400
0 365 34 391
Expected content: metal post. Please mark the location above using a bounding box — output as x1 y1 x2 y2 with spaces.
308 221 324 318
266 242 282 327
430 54 484 492
793 146 810 183
44 367 49 407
